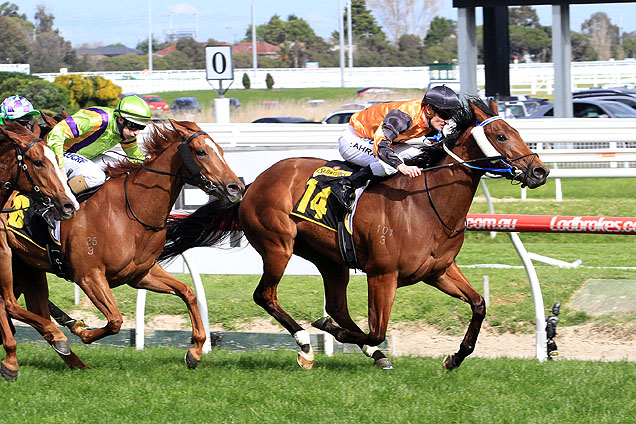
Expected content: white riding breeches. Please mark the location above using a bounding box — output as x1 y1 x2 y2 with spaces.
338 125 423 176
63 152 106 190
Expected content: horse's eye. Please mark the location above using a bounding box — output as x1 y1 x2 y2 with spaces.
196 149 207 157
496 134 507 142
33 160 44 168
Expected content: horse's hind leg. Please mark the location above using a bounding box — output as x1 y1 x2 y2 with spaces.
130 263 206 370
0 297 18 381
428 262 485 371
17 266 89 370
311 257 393 369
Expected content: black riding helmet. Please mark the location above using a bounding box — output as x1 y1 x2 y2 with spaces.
422 85 460 118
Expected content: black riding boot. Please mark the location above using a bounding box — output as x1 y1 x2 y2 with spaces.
33 199 57 229
331 165 374 211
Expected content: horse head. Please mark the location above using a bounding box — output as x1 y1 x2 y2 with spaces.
461 97 549 189
0 121 79 220
169 120 244 204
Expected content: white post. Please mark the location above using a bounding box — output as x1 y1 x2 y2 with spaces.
482 275 490 308
182 250 212 353
74 284 80 305
479 179 497 239
135 289 147 350
508 232 547 362
214 97 230 124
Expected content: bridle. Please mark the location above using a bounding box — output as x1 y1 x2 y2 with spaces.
0 137 53 213
126 129 221 231
424 114 539 233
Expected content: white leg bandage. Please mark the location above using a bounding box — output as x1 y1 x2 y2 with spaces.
293 330 311 347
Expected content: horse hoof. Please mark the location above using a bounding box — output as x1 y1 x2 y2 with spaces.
1 363 18 382
297 350 314 370
443 355 456 371
311 316 331 331
184 351 199 370
51 340 71 356
373 357 394 370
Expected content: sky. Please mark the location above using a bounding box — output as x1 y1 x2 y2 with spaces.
14 1 636 49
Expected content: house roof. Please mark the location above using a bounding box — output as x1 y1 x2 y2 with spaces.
75 46 144 57
232 42 280 55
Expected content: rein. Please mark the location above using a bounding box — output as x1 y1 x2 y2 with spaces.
123 129 217 231
422 114 539 233
138 130 219 194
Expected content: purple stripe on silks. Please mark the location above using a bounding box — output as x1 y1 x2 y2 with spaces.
66 108 109 154
64 117 80 138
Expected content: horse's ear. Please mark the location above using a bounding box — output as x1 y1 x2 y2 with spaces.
61 108 70 119
488 98 499 115
32 122 42 138
40 112 58 128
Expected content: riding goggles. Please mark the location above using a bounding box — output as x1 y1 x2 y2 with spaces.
124 119 146 131
432 108 453 120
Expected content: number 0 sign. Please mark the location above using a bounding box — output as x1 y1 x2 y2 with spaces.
205 46 234 81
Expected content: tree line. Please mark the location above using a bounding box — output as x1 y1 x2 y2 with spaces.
2 1 636 74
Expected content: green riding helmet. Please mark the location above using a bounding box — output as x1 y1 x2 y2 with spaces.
114 95 152 126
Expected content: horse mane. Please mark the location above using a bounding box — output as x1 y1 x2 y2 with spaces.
105 121 177 178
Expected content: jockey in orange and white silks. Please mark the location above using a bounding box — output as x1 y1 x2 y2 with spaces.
331 85 461 211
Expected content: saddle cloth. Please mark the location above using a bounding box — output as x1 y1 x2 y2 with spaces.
291 160 364 270
6 193 60 251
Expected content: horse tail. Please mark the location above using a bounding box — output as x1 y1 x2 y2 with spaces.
159 197 242 263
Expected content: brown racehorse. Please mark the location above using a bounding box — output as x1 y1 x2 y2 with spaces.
1 120 244 379
0 121 79 381
158 98 549 370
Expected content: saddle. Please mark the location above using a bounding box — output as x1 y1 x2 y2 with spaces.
290 160 362 270
6 185 103 280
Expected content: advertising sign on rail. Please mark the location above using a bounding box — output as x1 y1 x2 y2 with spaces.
466 214 636 234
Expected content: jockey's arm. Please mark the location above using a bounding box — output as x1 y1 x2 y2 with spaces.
47 117 81 170
373 109 421 177
121 138 145 163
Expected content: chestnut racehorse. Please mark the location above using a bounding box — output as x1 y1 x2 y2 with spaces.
159 98 549 370
1 120 243 379
0 121 79 381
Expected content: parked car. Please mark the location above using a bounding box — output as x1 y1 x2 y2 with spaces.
171 97 201 113
520 98 636 119
322 109 359 124
141 94 169 113
572 87 636 99
251 116 314 123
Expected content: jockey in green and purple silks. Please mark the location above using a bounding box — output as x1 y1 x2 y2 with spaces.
46 95 151 194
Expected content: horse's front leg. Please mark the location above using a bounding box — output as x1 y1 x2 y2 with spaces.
71 270 124 344
313 272 397 353
130 263 206 370
0 297 18 381
428 262 485 371
313 259 394 369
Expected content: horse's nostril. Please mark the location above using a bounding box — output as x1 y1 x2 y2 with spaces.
63 203 76 214
533 166 548 179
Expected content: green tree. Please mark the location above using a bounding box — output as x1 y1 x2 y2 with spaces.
509 25 550 62
242 73 251 89
571 31 599 61
265 72 274 89
622 32 636 58
351 0 384 39
508 5 541 28
0 15 31 63
135 36 170 54
0 1 26 19
0 76 70 112
176 37 205 68
424 17 456 48
581 12 619 60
